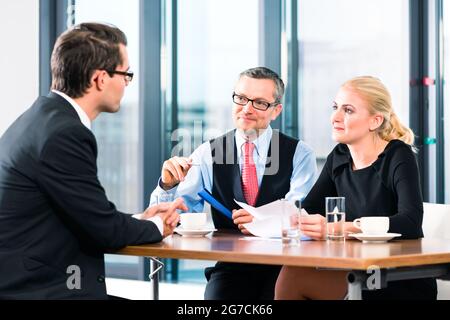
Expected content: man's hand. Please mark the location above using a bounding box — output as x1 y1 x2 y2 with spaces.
158 198 187 237
140 198 187 238
161 157 194 190
299 214 326 240
232 209 254 235
140 202 171 220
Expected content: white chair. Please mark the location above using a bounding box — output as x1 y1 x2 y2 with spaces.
422 202 450 239
422 202 450 300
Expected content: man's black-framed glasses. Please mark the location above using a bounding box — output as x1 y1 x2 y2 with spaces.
232 92 278 111
107 70 134 83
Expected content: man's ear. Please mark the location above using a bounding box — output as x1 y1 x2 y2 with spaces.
92 70 108 91
271 104 283 121
370 114 385 131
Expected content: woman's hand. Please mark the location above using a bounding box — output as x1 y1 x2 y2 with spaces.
299 214 326 240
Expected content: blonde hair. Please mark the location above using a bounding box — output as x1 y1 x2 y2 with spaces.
342 76 415 146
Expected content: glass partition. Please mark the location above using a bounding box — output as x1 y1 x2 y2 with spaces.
75 0 141 278
296 0 410 165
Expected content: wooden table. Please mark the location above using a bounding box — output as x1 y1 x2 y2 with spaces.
115 231 450 300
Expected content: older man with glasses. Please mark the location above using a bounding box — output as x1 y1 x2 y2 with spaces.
150 67 317 300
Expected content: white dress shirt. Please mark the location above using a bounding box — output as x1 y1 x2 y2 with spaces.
52 90 164 236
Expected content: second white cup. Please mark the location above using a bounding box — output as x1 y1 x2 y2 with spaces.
180 212 207 230
353 216 390 235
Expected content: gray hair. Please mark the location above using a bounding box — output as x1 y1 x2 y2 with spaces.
239 67 285 102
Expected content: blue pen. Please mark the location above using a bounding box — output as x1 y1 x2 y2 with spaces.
198 189 233 219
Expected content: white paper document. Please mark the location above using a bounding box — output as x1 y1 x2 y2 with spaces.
234 199 297 221
234 199 309 239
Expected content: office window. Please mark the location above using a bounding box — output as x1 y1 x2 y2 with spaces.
75 0 141 277
168 0 260 282
297 0 410 163
444 3 450 203
174 0 259 153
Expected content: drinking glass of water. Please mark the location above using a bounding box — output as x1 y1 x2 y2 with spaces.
325 197 345 241
281 198 300 245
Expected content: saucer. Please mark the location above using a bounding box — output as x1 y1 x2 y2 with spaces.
174 227 217 237
348 233 402 243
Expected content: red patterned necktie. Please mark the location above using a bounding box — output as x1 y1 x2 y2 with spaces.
241 142 259 206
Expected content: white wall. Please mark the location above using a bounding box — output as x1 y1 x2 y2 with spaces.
0 1 39 136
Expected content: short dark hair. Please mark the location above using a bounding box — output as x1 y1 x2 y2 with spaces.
239 67 285 102
51 22 127 98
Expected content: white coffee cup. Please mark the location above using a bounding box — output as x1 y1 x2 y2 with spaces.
353 217 389 235
179 212 207 230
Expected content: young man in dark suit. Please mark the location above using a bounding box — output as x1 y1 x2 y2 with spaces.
0 23 186 299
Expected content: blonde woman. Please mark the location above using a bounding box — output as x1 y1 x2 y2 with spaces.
275 76 437 300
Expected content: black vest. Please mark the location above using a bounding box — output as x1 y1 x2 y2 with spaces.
210 130 299 229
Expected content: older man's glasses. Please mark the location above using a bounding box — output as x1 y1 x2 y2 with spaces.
232 93 278 111
107 70 134 83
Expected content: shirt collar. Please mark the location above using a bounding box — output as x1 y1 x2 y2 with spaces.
235 126 272 158
52 90 92 130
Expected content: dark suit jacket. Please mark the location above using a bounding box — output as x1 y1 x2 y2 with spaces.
0 93 161 299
